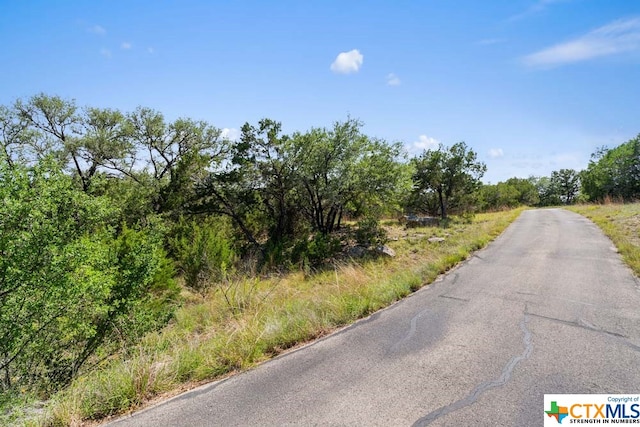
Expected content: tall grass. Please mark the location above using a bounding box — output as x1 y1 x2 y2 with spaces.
24 209 523 426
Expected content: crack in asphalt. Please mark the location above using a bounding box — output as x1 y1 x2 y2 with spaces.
526 311 640 352
411 314 532 427
526 311 627 338
438 295 470 302
390 308 431 353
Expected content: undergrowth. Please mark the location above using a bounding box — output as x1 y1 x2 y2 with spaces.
15 209 524 426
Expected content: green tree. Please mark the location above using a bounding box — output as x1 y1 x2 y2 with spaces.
528 176 561 206
71 107 134 190
581 136 640 201
14 94 84 179
550 168 580 204
292 118 405 234
238 119 299 245
195 117 405 253
478 182 519 210
478 177 540 211
504 177 540 206
168 216 237 292
11 95 228 218
0 105 39 168
125 108 228 215
411 142 486 219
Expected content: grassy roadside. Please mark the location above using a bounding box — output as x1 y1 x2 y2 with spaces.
567 203 640 276
18 208 524 426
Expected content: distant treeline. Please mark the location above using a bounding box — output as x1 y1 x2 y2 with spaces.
479 134 640 211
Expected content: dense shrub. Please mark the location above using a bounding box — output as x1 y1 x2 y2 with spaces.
0 159 178 395
168 216 237 292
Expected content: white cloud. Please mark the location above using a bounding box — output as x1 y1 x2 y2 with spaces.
386 73 401 86
88 24 106 35
489 148 504 158
413 135 440 151
121 42 132 49
523 17 640 67
147 47 155 54
221 127 241 141
100 48 112 59
330 49 363 74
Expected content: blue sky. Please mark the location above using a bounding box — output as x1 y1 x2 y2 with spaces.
1 0 639 182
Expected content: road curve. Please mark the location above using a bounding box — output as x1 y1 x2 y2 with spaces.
108 209 640 426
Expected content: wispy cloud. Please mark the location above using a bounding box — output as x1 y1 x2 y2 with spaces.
330 49 363 74
508 0 570 22
121 42 132 50
100 48 112 59
523 17 640 68
489 148 504 158
386 73 401 86
88 24 106 35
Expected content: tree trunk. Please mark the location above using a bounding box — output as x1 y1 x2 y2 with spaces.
437 187 447 219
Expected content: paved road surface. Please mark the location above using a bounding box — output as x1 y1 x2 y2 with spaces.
109 209 640 426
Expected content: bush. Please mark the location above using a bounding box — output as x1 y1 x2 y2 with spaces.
291 233 342 268
355 216 388 247
0 160 179 396
168 216 237 292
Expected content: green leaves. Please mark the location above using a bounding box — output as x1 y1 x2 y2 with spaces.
0 160 177 394
168 216 236 292
550 168 580 204
291 118 405 234
582 135 640 202
411 142 486 219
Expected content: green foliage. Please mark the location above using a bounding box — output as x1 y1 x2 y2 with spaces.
1 93 533 422
411 142 486 218
479 182 519 210
581 135 640 202
355 216 388 247
36 209 523 426
479 177 540 211
528 176 561 206
507 177 540 205
238 119 300 244
291 118 406 234
168 216 237 292
89 172 158 226
0 158 178 396
551 168 580 204
290 234 343 268
194 117 406 261
303 234 343 265
9 94 228 218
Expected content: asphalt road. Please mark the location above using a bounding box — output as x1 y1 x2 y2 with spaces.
108 209 640 426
